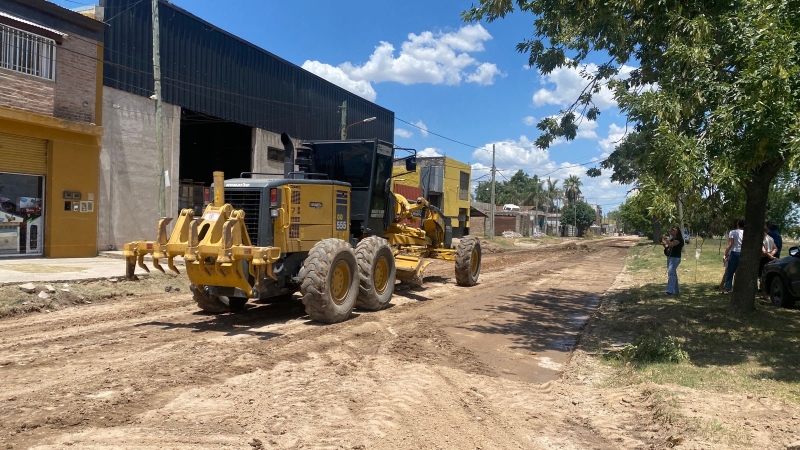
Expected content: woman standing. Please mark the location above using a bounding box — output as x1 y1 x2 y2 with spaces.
661 226 685 296
722 219 745 294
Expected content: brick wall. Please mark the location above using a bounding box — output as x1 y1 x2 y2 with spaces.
0 34 98 124
54 35 97 123
0 68 55 116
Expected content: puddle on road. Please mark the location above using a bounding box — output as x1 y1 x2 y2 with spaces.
549 338 576 351
535 356 563 371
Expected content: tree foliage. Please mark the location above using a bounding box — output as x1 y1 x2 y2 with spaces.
562 175 583 203
474 170 564 212
463 0 800 314
561 201 598 236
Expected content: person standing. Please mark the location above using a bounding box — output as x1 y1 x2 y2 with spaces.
722 218 745 294
661 225 684 296
760 226 778 285
767 221 783 259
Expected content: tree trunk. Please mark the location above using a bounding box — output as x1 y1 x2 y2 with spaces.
651 217 661 244
728 158 784 315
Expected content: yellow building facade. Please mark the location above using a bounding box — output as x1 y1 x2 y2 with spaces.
0 1 103 258
392 156 472 238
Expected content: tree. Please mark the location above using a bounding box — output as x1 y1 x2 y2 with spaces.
561 201 597 236
562 175 582 203
463 0 800 314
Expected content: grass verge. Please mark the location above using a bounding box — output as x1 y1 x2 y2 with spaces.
586 238 800 404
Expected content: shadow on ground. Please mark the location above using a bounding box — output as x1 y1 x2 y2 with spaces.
587 281 800 383
454 288 601 354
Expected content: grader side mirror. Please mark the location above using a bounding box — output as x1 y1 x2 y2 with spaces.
405 156 417 172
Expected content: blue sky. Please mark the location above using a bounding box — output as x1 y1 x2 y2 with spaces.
54 0 633 212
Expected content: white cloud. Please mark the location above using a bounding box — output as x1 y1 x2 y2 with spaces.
470 136 632 209
395 128 413 138
301 60 377 102
302 24 501 100
414 120 429 137
523 116 537 126
418 147 443 157
533 63 636 109
599 123 628 157
466 62 504 85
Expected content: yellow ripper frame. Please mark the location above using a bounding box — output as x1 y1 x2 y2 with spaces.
123 172 282 298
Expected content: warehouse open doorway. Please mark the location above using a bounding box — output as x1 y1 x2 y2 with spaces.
179 109 252 213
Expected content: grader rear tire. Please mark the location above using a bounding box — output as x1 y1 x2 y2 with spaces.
299 239 359 323
455 236 481 286
355 236 396 311
190 284 247 313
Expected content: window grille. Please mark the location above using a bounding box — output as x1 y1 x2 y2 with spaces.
459 171 469 201
0 24 56 80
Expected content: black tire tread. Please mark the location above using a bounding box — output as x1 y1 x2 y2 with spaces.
190 284 231 313
355 236 396 311
298 238 358 323
455 236 481 286
771 276 797 309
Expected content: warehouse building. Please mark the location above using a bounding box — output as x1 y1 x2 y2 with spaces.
0 0 104 258
97 0 394 250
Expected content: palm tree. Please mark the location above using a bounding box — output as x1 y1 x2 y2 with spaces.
563 175 583 204
544 178 560 234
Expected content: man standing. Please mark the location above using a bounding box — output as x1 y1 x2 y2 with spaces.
767 221 783 259
760 227 778 283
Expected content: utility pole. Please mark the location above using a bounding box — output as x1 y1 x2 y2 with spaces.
339 100 347 139
489 144 496 239
152 0 166 218
574 202 577 237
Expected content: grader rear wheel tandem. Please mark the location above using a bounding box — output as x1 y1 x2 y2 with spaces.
355 236 397 311
298 239 360 323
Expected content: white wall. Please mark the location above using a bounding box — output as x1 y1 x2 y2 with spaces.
252 128 294 177
98 87 180 250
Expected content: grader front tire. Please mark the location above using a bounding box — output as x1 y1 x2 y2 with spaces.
299 239 359 323
355 236 396 311
455 236 481 286
190 284 247 313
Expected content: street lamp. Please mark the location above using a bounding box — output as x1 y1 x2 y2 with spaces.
342 116 376 139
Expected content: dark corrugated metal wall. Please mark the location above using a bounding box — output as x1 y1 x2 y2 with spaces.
100 0 393 142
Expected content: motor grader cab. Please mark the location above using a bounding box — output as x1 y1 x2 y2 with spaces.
124 133 481 323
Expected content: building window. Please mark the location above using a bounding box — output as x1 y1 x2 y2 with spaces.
0 24 56 80
267 146 284 161
459 171 469 201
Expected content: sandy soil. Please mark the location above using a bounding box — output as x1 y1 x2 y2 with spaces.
2 237 793 449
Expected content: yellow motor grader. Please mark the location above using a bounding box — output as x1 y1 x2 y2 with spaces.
124 133 481 323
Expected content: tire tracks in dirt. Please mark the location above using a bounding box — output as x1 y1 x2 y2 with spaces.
2 237 638 449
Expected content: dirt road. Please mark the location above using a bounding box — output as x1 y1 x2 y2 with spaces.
0 238 637 449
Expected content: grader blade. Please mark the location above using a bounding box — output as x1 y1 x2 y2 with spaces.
395 254 432 286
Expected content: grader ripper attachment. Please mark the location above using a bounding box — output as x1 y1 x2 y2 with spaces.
124 133 481 323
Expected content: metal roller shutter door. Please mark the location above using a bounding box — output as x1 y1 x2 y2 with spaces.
0 133 47 175
495 216 516 236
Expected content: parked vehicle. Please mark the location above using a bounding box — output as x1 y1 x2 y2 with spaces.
761 247 800 308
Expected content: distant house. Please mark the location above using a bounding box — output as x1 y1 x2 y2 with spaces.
392 156 472 239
